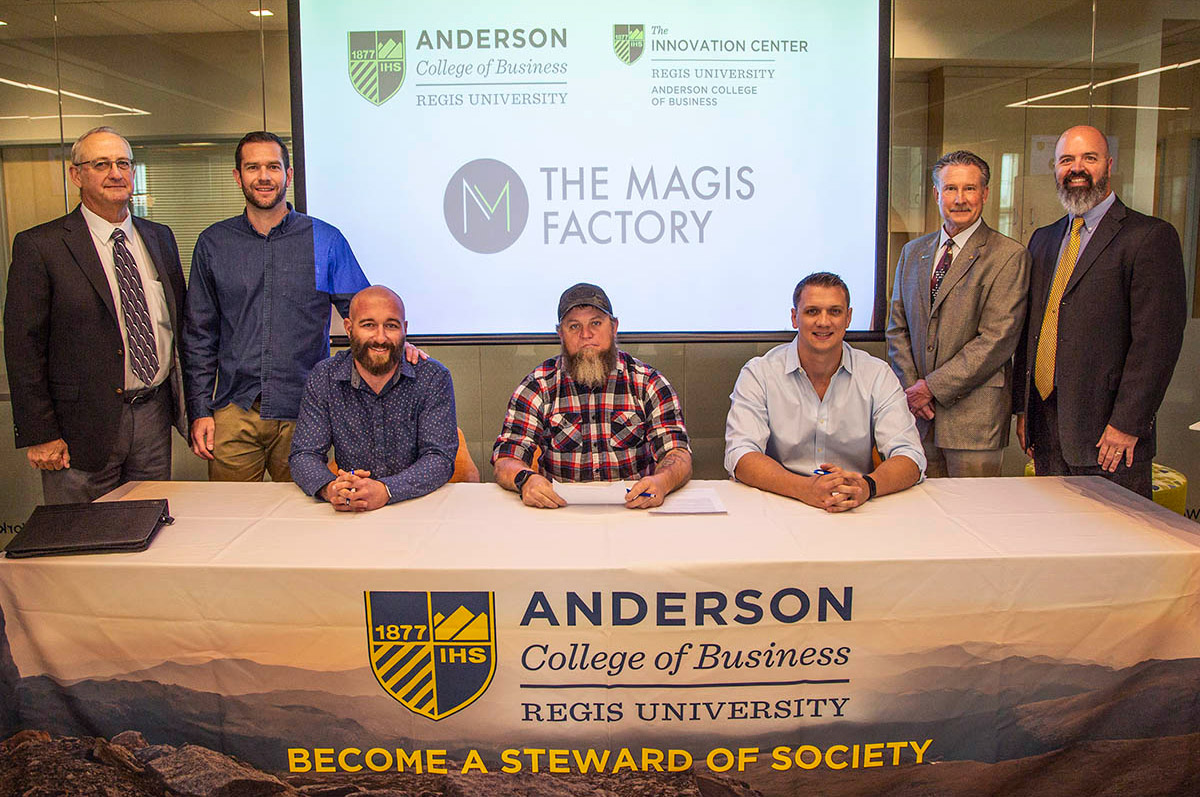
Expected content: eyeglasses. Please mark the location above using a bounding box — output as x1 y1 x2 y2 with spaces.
74 158 134 173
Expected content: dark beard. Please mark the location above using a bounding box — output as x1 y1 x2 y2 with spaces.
565 344 618 389
350 337 400 376
1056 169 1109 216
241 181 287 210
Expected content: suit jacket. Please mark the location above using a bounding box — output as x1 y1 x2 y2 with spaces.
887 221 1031 450
4 205 187 472
1013 197 1186 466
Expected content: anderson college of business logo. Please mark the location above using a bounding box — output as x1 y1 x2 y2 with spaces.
365 591 497 720
443 159 530 254
348 31 406 106
613 24 645 66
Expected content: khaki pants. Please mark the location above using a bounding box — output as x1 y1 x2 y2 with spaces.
210 402 294 482
921 426 1003 478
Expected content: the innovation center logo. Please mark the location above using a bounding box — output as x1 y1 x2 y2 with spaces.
365 591 497 721
613 24 645 65
444 158 529 254
348 31 406 106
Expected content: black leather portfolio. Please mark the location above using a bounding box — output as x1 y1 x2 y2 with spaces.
4 499 174 558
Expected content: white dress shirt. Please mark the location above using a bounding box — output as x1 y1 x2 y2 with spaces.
935 216 984 267
724 339 926 478
80 203 172 389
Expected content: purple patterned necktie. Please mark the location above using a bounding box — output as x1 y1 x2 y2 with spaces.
930 238 954 302
110 228 159 385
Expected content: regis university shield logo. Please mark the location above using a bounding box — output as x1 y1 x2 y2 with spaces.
613 24 645 66
348 31 406 106
365 591 496 720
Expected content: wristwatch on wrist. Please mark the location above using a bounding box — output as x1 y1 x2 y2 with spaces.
514 469 536 496
863 474 878 500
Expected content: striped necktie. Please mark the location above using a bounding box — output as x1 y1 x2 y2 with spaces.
111 228 159 385
1033 217 1086 400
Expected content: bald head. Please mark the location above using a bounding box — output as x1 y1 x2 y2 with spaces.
1054 125 1112 215
349 285 406 323
345 286 407 379
1057 125 1110 161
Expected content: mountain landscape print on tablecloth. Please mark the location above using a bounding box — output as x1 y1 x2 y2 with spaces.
2 621 1198 795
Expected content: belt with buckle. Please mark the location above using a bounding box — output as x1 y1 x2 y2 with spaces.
123 384 163 404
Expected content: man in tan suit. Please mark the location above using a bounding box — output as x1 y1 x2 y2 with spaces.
886 150 1030 477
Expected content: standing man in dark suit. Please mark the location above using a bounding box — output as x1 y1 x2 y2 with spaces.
887 150 1030 477
4 127 186 503
1014 125 1186 498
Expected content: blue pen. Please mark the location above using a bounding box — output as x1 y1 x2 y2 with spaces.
813 468 832 476
626 488 656 498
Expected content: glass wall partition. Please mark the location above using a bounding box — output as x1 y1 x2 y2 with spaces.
0 0 1196 497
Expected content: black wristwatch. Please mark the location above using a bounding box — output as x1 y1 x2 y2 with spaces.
863 474 878 500
514 469 536 496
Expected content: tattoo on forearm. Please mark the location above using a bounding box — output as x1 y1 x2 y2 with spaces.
656 449 688 473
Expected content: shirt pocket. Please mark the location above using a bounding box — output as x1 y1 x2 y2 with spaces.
280 259 322 310
548 412 583 452
142 278 173 347
609 410 645 449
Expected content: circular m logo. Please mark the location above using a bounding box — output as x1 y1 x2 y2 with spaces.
443 159 529 254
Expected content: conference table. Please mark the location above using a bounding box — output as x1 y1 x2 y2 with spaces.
1 477 1198 796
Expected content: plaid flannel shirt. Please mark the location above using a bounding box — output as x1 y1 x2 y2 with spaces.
492 351 690 482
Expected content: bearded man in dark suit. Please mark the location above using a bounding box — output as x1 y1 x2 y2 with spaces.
1013 125 1186 498
5 127 186 503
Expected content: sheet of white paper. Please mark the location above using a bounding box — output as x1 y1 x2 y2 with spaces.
554 482 629 505
650 488 728 515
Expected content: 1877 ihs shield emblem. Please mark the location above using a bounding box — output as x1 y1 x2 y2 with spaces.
348 31 406 106
365 591 496 720
613 24 645 66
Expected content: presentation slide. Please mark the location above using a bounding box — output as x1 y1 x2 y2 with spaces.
295 0 882 335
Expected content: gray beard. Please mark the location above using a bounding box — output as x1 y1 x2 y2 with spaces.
565 345 618 388
1056 171 1109 216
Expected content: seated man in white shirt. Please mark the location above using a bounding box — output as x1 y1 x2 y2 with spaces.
724 272 925 512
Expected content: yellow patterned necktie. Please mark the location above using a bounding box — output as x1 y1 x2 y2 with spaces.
1034 217 1086 400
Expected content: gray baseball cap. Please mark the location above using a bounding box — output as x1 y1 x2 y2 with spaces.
557 282 614 323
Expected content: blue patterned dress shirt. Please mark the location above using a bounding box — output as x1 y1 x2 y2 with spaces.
289 349 458 503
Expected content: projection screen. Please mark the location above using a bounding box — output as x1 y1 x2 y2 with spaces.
292 0 888 337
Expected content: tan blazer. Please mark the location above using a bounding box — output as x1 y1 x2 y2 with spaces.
886 221 1030 451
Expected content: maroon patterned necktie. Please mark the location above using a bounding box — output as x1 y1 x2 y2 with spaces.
111 228 159 385
930 238 954 302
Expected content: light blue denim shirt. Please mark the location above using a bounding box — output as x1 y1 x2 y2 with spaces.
724 339 926 478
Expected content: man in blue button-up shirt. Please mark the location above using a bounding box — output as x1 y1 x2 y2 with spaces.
289 286 458 509
724 272 925 512
183 131 372 482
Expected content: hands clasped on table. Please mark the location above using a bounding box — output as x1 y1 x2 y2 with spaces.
321 469 389 512
805 464 870 513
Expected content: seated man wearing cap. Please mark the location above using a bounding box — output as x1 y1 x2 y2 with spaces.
724 272 925 512
493 283 692 509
